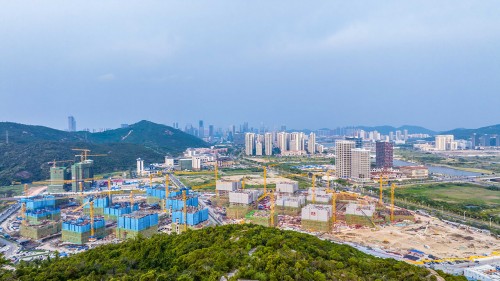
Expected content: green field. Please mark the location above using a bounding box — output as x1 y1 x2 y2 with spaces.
395 183 500 224
0 184 24 197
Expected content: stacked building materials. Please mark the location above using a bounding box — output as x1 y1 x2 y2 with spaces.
276 181 299 194
103 203 139 221
116 212 159 239
171 207 209 226
62 218 106 244
301 204 332 232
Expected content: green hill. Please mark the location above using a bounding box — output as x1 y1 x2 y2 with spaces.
0 224 464 281
440 124 500 140
0 121 207 186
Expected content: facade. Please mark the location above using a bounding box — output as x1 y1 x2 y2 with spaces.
255 141 263 156
136 158 144 176
245 133 255 156
48 166 71 193
71 160 94 192
68 116 76 132
435 135 457 151
277 132 288 153
375 141 393 169
345 137 362 148
400 166 429 179
308 132 316 154
335 140 355 178
351 149 370 181
276 181 299 194
198 120 204 139
264 133 273 156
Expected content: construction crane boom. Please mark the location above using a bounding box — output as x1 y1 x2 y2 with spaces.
379 174 388 205
390 183 397 222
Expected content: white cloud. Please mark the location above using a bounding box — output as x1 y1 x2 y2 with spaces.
98 73 116 81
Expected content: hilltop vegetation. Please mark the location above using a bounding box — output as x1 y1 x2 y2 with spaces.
0 121 207 186
1 225 464 281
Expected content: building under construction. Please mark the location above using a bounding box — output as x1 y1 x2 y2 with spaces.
301 204 333 232
48 166 71 193
226 190 262 219
20 221 62 240
62 218 106 244
276 195 306 215
71 160 95 192
116 212 159 239
25 208 61 223
103 203 139 221
171 206 208 226
83 196 110 216
245 210 277 227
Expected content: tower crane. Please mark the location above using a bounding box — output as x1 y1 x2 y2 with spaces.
47 159 74 168
71 198 97 242
311 174 316 204
378 174 388 206
72 149 107 161
164 175 170 213
390 183 397 222
182 189 187 232
270 189 275 227
21 202 27 226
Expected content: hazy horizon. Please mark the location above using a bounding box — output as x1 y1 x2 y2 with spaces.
1 1 499 131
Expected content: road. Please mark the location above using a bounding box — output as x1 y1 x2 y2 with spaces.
168 174 223 226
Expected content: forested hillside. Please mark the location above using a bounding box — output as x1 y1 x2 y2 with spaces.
0 121 207 185
1 225 465 281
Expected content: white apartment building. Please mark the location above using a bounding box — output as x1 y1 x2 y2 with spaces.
351 148 371 181
308 132 316 154
264 133 273 156
335 140 355 178
435 135 457 151
245 133 255 156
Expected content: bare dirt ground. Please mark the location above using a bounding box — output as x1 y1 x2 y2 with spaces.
332 214 499 259
28 185 47 196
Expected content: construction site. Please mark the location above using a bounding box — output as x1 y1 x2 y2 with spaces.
4 156 499 274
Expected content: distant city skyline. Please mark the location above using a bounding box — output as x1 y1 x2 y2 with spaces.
1 1 499 131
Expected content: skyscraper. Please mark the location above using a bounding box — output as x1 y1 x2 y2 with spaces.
308 132 316 154
335 140 355 178
351 148 370 181
208 125 214 140
264 133 273 156
68 116 76 132
198 120 204 138
376 141 393 169
255 141 263 156
245 133 255 156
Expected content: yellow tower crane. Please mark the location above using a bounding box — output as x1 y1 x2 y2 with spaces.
149 174 153 187
263 166 267 194
182 189 187 231
72 149 107 161
21 202 27 226
325 187 337 232
89 201 96 242
390 183 397 222
164 175 170 213
24 184 28 197
311 174 316 203
107 179 112 201
379 174 388 205
270 190 275 227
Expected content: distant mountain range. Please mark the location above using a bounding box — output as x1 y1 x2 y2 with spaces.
0 121 207 186
440 124 500 140
352 125 436 135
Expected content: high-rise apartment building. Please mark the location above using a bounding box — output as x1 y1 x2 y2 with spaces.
351 149 370 181
376 141 393 169
308 132 316 154
335 140 355 178
255 142 263 156
68 116 76 132
435 135 457 150
277 132 288 153
345 137 362 148
245 133 255 156
264 133 273 156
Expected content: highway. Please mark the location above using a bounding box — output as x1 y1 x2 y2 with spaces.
168 174 223 226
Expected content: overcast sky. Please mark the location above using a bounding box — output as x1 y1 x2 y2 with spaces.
0 1 499 131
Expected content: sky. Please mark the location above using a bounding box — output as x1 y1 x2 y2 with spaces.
0 1 499 132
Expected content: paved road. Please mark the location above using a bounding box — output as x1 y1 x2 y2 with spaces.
168 174 223 226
